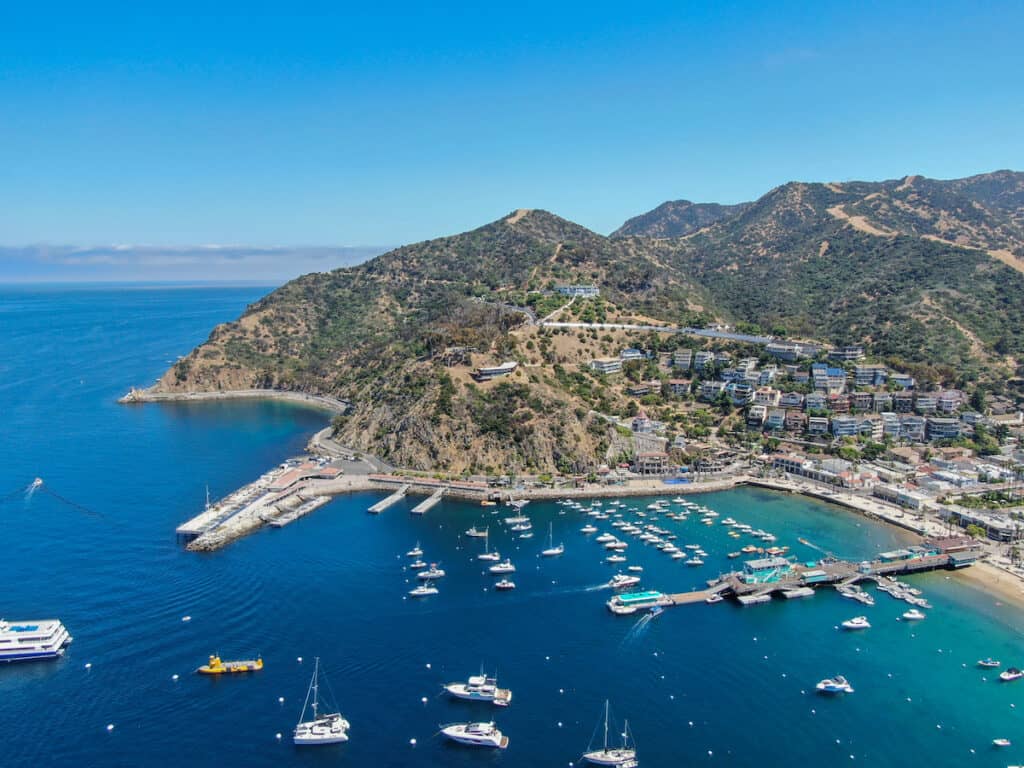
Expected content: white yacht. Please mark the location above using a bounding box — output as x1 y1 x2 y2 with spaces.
816 675 854 694
489 559 516 574
494 578 516 590
581 524 598 534
441 721 508 749
595 533 616 543
841 616 871 630
582 700 637 766
0 618 73 663
902 608 926 621
408 582 438 597
606 554 627 564
465 526 489 538
608 573 641 589
627 565 643 573
417 564 446 580
408 559 427 569
406 543 423 558
293 657 350 745
444 671 512 706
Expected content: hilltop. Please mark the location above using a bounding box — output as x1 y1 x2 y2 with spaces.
149 172 1024 473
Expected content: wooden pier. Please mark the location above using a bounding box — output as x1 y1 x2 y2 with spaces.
411 487 446 515
368 484 410 513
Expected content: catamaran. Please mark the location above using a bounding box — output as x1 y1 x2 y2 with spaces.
582 700 637 766
541 523 564 557
0 618 73 663
293 657 350 745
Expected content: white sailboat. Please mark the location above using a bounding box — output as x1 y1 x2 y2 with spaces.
293 657 350 745
477 531 501 562
541 522 564 557
582 700 637 766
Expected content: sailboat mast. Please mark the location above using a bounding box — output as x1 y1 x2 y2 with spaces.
603 700 609 751
312 657 320 719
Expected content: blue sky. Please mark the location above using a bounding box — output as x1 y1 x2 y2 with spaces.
1 0 1022 251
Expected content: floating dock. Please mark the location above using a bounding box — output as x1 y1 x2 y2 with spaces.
368 484 410 514
411 487 446 515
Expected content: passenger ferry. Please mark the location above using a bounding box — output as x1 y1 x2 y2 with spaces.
0 618 73 663
606 590 673 615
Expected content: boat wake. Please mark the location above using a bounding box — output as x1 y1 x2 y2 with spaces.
621 613 655 644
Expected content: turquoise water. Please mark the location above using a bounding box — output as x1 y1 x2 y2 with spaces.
2 285 1023 767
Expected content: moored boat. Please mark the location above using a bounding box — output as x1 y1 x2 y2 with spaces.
409 582 439 598
417 564 446 580
902 608 926 621
465 526 489 538
582 700 637 766
489 559 515 574
494 578 516 591
440 721 509 748
999 667 1023 682
816 675 854 694
541 522 565 557
977 658 1001 668
444 672 512 706
0 618 73 663
196 654 263 674
841 616 871 630
293 657 350 745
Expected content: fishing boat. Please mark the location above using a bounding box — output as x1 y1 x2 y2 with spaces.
489 559 516 574
444 671 512 706
465 526 489 538
977 658 1001 668
582 700 637 766
999 667 1023 682
540 523 564 556
293 657 350 745
409 582 439 598
417 564 446 580
841 616 871 630
440 721 508 749
196 654 263 675
816 675 854 694
494 578 516 591
902 608 926 621
406 543 423 558
0 618 73 663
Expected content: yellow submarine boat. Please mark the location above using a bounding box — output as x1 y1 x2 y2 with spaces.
196 654 263 675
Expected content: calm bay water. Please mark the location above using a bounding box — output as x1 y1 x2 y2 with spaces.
1 284 1023 767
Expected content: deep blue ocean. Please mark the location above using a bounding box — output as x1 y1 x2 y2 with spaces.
2 284 1023 767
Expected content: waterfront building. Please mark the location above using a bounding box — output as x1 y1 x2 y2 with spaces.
634 452 670 475
742 557 793 584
